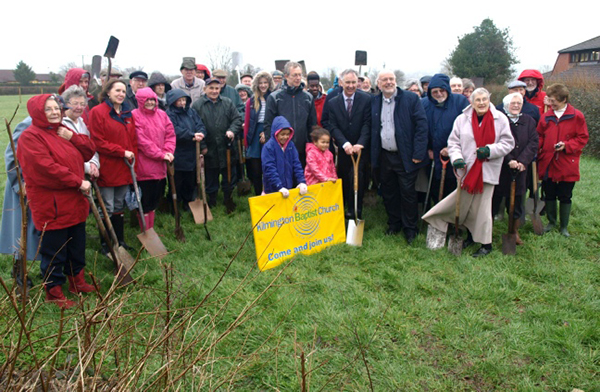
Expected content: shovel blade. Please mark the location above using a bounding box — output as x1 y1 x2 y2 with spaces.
91 55 102 79
346 219 364 246
237 180 252 196
137 228 168 259
502 233 517 255
189 199 212 224
426 225 446 250
530 213 544 236
448 234 463 256
107 246 136 286
104 36 119 58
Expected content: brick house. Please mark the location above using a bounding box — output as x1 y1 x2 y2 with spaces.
551 35 600 79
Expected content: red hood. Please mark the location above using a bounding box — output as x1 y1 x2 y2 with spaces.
58 68 90 94
518 69 545 90
27 94 62 131
197 64 211 78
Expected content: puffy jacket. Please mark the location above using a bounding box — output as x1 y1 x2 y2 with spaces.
314 93 326 126
537 104 588 182
304 142 336 185
447 105 515 185
88 100 138 187
261 116 306 193
264 81 317 153
518 69 547 115
166 89 207 172
132 88 176 181
192 95 243 169
421 74 470 179
17 95 95 231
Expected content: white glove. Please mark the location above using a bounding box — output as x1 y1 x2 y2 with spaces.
297 183 308 195
279 188 290 198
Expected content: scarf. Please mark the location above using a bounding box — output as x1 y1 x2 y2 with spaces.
462 109 495 194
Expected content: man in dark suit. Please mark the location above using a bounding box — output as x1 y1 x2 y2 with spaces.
371 70 429 244
327 69 371 220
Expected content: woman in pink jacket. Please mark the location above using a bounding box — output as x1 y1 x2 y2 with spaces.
132 87 176 230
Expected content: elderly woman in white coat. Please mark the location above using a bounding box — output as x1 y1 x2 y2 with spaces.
423 88 514 257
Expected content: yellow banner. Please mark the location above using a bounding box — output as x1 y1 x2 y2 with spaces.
249 181 346 271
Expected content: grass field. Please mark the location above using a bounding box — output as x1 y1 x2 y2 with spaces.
0 94 599 390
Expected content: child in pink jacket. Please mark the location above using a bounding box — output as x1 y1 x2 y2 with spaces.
304 127 337 186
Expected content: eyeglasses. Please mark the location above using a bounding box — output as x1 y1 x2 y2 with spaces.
68 102 87 108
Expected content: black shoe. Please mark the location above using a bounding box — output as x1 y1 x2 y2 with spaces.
405 233 416 245
385 228 400 236
119 241 134 251
472 245 492 258
100 244 110 257
462 237 475 249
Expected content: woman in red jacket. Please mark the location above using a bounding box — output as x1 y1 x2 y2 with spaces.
17 94 96 309
537 84 589 237
88 79 138 253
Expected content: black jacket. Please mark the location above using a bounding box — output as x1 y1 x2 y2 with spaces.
264 81 317 153
124 85 138 110
326 89 372 149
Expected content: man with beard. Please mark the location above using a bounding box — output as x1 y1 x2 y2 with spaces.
371 70 429 243
518 69 547 116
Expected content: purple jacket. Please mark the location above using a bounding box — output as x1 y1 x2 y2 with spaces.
132 88 176 180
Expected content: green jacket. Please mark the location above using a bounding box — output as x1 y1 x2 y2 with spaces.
192 95 243 169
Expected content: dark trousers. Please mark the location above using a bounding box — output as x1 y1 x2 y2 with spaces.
492 188 524 220
174 170 197 205
380 150 419 237
40 222 86 288
337 151 366 219
138 179 166 213
246 158 263 196
542 180 575 204
206 166 237 198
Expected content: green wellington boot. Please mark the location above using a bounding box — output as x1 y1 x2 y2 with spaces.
544 200 557 233
559 203 572 237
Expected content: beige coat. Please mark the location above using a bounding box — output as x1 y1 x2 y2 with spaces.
170 76 205 104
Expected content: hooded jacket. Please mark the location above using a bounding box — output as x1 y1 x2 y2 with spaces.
166 89 207 172
88 99 138 187
132 88 176 181
261 116 306 193
264 81 317 154
244 91 271 156
148 72 172 110
17 95 95 231
518 69 547 115
421 74 470 179
58 68 94 123
537 104 588 182
192 94 243 169
304 142 336 186
196 64 211 80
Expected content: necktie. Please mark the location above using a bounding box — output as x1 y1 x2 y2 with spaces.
346 98 352 117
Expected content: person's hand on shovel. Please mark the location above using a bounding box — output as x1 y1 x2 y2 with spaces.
163 153 174 163
80 179 91 194
193 133 204 142
226 130 235 140
124 150 135 160
89 163 100 179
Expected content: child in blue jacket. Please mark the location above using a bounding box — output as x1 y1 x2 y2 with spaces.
261 116 308 197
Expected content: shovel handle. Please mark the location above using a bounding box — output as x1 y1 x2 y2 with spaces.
125 157 146 233
196 141 201 185
350 149 361 192
532 160 539 194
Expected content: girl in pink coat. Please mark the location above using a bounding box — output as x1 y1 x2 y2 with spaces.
132 87 176 230
304 127 338 186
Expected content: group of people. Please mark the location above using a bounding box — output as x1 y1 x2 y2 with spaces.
0 59 589 308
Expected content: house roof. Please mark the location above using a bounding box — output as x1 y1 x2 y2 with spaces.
558 35 600 53
552 64 600 80
0 70 54 83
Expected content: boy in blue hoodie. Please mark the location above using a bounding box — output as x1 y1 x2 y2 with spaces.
261 116 308 197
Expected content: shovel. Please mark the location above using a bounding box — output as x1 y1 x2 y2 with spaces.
224 140 236 214
420 160 434 230
189 141 213 224
346 150 364 246
502 169 519 255
237 138 252 196
167 162 185 242
90 181 135 286
529 161 544 235
91 55 102 82
103 36 119 82
199 154 212 241
125 157 168 259
447 169 464 255
438 154 450 202
87 188 135 286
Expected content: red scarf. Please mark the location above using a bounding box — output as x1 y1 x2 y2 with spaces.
462 109 495 194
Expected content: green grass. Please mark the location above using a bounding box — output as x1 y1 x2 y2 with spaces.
1 95 599 390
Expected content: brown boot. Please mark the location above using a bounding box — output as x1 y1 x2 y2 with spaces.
46 285 76 309
514 220 523 246
67 269 96 294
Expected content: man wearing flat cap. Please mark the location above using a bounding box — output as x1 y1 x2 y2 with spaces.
496 80 540 124
124 70 148 109
213 69 244 115
171 57 205 104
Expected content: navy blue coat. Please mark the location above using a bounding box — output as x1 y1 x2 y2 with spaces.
421 73 470 179
246 91 271 158
166 89 206 172
261 116 306 193
327 89 372 149
371 87 429 172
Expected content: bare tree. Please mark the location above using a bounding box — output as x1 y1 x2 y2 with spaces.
207 44 232 72
440 57 453 75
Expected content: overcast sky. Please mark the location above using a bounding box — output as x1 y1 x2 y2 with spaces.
2 0 598 81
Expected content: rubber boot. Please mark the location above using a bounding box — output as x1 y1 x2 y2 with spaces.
111 214 132 250
99 228 109 256
544 200 557 233
514 220 524 245
559 203 572 237
67 269 96 294
145 211 154 230
45 285 76 309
